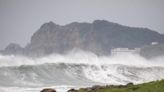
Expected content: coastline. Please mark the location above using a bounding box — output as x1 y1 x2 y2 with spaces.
40 79 164 92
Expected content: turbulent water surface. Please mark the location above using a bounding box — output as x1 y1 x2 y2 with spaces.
0 52 164 92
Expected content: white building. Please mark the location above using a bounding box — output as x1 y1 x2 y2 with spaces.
151 42 158 45
111 48 140 56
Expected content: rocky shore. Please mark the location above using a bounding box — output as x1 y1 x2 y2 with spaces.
40 79 164 92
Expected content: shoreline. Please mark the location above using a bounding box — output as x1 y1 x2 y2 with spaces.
40 79 164 92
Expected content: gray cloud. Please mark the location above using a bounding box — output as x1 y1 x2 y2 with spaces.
0 0 164 49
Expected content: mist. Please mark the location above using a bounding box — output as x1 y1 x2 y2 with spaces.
0 51 164 67
0 51 164 92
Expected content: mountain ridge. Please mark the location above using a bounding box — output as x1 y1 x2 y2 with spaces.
1 20 164 57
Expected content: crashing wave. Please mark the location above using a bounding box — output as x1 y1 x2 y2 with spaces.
0 52 164 88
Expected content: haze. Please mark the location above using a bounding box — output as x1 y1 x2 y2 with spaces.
0 0 164 50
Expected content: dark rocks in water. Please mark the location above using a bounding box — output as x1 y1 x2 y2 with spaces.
126 82 134 86
79 85 106 92
40 88 56 92
67 88 78 92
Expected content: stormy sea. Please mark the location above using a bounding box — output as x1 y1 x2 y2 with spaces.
0 51 164 92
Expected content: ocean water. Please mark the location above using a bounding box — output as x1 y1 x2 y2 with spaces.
0 52 164 92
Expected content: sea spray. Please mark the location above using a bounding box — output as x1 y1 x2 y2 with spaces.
0 51 164 92
0 51 164 67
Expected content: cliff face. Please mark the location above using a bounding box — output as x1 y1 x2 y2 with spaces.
140 43 164 58
1 20 164 57
23 20 164 57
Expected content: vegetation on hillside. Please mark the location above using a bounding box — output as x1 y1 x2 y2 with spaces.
78 79 164 92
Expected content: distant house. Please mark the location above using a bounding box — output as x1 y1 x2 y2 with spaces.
111 48 140 56
151 42 158 45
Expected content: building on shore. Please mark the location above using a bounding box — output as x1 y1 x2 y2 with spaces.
111 48 140 56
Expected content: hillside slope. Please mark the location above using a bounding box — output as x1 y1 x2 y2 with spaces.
78 79 164 92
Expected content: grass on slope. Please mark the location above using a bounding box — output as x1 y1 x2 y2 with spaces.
78 79 164 92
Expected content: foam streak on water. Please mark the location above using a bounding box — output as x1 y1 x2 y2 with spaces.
0 51 164 92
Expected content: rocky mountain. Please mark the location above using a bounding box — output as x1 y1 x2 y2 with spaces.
0 43 23 55
1 20 164 57
140 43 164 58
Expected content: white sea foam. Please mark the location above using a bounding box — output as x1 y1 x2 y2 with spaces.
0 51 164 67
0 51 164 92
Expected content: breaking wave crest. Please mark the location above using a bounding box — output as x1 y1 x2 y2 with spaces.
0 51 164 87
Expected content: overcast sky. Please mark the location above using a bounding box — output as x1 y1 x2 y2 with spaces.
0 0 164 50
